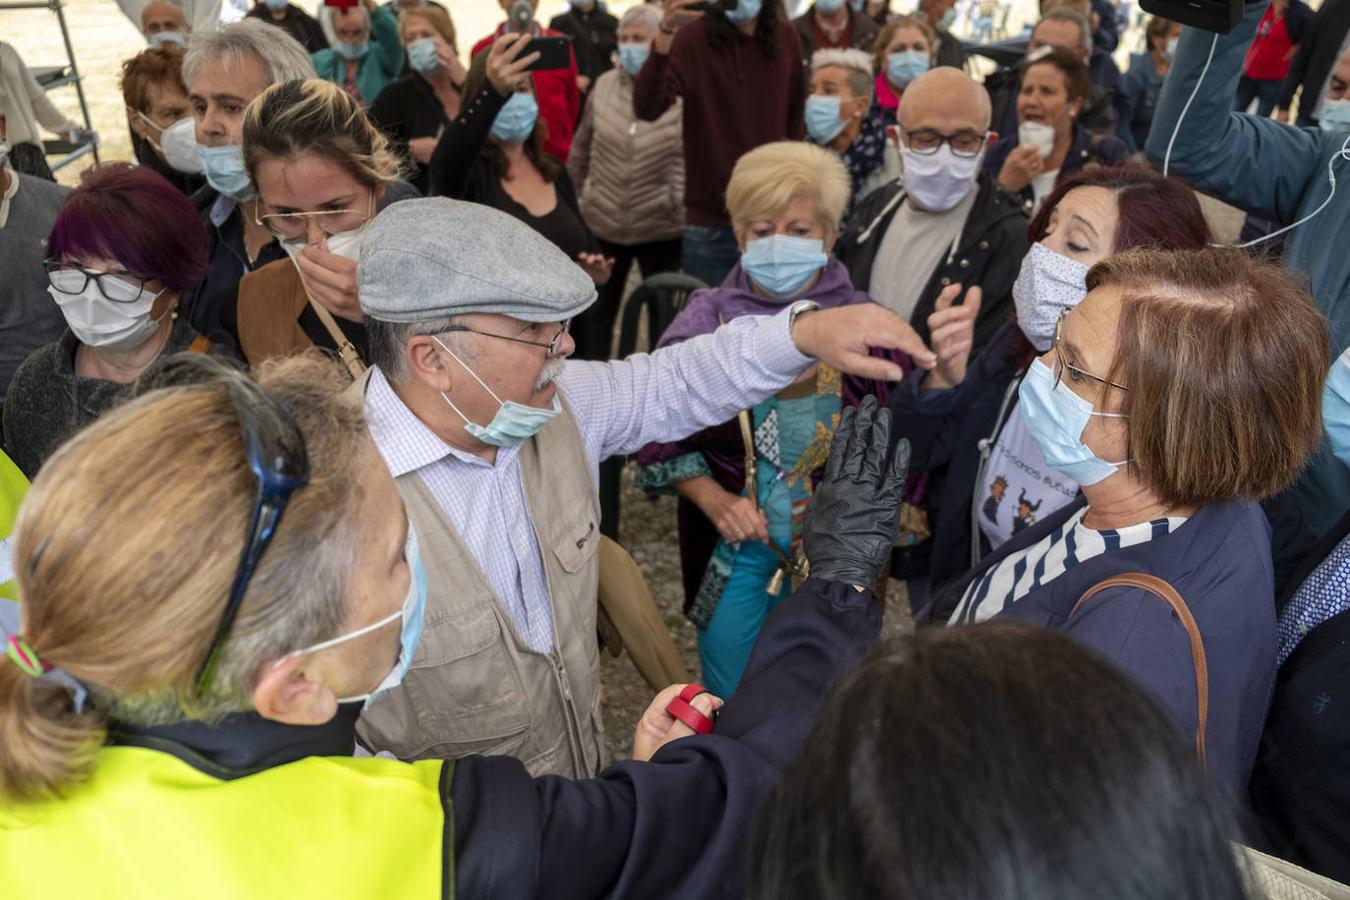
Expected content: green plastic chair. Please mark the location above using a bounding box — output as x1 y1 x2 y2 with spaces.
599 272 709 540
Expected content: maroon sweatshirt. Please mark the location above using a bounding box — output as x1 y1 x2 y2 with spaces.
633 18 806 228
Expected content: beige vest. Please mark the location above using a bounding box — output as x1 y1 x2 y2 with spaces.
355 378 605 779
579 69 684 246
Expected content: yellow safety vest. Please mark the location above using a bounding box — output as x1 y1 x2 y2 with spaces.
0 450 27 602
0 744 453 898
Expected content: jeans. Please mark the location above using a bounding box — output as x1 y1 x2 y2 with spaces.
680 225 740 289
1235 76 1284 118
573 237 684 361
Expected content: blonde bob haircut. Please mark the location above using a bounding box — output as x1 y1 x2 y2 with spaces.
399 5 458 55
727 141 851 239
243 78 403 188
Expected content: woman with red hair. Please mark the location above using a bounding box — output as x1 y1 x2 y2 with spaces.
1 163 239 478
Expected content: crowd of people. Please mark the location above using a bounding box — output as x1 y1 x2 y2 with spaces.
2 0 1350 895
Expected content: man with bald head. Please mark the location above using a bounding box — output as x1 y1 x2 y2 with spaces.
836 66 1028 357
141 0 190 46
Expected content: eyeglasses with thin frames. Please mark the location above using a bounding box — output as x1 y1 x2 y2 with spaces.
254 191 375 241
438 319 572 357
1052 307 1130 393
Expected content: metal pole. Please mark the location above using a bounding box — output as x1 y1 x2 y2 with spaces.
50 0 99 165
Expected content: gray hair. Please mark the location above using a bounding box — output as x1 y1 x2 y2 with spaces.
619 4 662 34
365 315 473 383
318 3 372 49
183 18 316 89
811 48 875 104
1036 8 1091 53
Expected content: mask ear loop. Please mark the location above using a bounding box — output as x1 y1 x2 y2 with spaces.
431 335 506 425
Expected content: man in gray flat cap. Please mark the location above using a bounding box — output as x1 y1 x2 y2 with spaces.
352 198 934 777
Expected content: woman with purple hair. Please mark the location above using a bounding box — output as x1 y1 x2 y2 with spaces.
1 163 239 479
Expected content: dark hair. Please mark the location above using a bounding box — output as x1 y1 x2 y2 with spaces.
748 623 1249 900
46 163 208 294
1028 165 1213 252
704 0 781 60
1145 15 1177 54
462 49 561 182
1020 45 1091 103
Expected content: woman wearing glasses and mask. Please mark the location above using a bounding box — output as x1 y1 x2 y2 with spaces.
1 163 239 479
235 78 416 377
915 244 1327 793
0 352 901 900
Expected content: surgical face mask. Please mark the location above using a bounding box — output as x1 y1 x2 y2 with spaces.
148 31 185 47
1012 242 1090 352
725 0 762 25
265 0 289 9
850 0 865 10
136 112 202 174
805 95 848 144
1324 348 1350 469
197 143 254 200
408 37 440 74
618 42 650 75
1019 120 1056 158
887 50 929 87
432 335 563 447
281 527 427 709
47 268 167 352
902 144 983 212
0 141 9 170
938 7 956 29
1018 357 1129 486
1321 98 1350 133
817 0 846 12
334 40 370 60
1163 36 1178 61
490 93 539 144
741 234 828 299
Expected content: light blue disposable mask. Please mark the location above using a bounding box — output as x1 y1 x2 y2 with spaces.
490 93 540 144
1321 99 1350 133
939 7 956 29
1018 356 1129 486
726 0 762 25
888 50 930 86
805 94 848 144
197 143 254 201
334 40 370 60
618 42 650 75
817 0 846 12
280 526 427 710
408 37 440 74
148 31 185 47
265 0 288 10
742 234 828 299
1324 348 1350 469
433 335 562 447
850 0 865 11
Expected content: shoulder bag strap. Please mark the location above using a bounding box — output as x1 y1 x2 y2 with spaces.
1071 572 1209 765
308 299 368 379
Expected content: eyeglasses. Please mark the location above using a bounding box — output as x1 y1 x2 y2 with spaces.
1051 307 1130 393
255 191 375 241
901 128 988 157
193 379 310 697
439 319 572 357
43 260 153 302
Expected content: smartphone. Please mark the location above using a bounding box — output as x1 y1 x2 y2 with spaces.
687 0 733 10
523 36 572 72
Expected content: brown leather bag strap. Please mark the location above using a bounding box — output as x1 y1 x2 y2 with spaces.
307 298 368 379
187 334 213 355
1070 572 1209 766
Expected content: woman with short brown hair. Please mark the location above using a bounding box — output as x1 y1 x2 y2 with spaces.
932 245 1328 793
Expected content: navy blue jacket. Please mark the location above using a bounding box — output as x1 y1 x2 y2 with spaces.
983 124 1128 216
925 496 1278 793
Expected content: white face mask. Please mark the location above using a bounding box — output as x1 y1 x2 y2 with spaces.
153 115 203 174
47 268 168 352
0 141 9 170
280 223 367 268
1011 242 1090 352
1018 120 1056 158
901 144 984 212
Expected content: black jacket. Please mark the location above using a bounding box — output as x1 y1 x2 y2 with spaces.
549 5 618 84
244 3 328 53
987 63 1120 145
369 72 455 195
187 186 287 349
834 171 1029 356
983 124 1129 216
1279 0 1350 123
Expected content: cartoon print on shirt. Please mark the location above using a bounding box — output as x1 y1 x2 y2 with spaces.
983 475 1008 525
1013 488 1043 534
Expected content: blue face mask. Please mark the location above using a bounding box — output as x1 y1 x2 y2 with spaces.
742 234 828 299
888 50 930 86
334 40 370 60
938 7 956 29
280 526 427 710
148 31 185 46
1324 348 1350 469
433 335 562 447
850 0 865 11
197 144 254 201
490 93 539 144
1018 357 1129 486
1321 99 1350 133
805 94 848 144
726 0 761 25
408 37 440 74
618 42 650 75
816 0 846 11
265 0 289 10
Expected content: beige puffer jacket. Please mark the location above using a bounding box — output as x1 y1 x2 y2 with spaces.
568 67 684 245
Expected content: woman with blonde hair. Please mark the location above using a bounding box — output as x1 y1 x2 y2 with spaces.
369 5 466 194
636 140 910 697
236 77 416 376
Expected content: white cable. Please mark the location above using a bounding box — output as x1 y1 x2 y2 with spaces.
1163 31 1218 179
1236 135 1350 248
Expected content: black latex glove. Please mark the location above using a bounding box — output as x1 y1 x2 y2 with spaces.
803 395 911 588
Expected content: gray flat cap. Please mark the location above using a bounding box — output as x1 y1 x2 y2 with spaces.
358 197 597 324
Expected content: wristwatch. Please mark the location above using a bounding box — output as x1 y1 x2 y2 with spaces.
787 299 821 338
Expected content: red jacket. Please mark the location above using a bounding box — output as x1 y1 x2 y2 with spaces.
472 23 581 162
